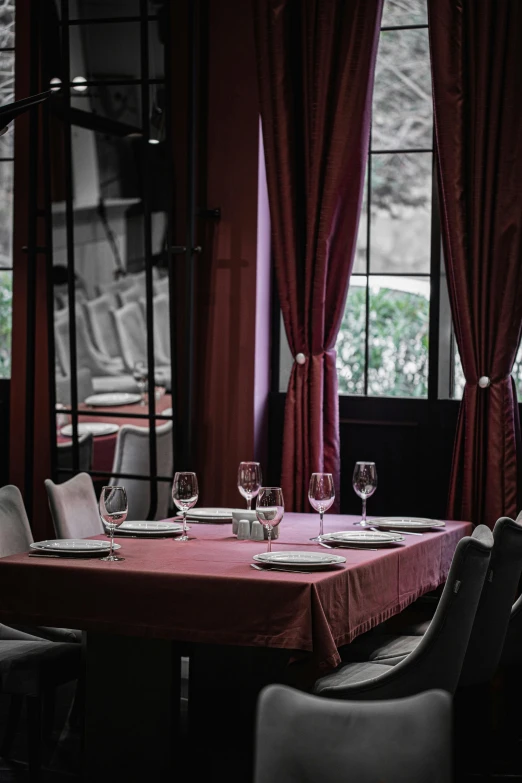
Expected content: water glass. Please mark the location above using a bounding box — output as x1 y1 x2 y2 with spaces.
255 487 284 553
308 473 335 540
132 361 148 406
352 462 378 526
172 471 198 542
99 486 128 562
237 462 262 510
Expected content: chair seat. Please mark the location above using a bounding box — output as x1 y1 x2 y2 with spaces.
314 661 394 697
0 640 81 697
340 633 420 664
2 625 82 644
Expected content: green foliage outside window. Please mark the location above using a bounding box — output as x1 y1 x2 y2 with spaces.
0 270 12 378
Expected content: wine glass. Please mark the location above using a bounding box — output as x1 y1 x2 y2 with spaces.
99 486 128 562
352 462 378 526
132 361 148 406
255 487 284 553
237 462 262 510
308 473 335 540
172 472 198 542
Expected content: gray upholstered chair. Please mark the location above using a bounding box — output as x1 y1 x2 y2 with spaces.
109 421 173 519
0 633 81 780
347 516 522 688
313 526 493 700
111 301 171 389
55 367 94 406
0 485 80 645
139 293 171 366
45 472 104 539
83 293 122 359
254 685 452 783
56 431 93 476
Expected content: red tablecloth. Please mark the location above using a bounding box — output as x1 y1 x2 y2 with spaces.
57 394 173 473
0 514 471 671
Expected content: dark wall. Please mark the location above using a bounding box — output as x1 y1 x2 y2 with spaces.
268 392 461 520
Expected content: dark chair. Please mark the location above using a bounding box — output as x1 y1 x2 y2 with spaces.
56 431 93 476
0 631 81 781
254 685 452 783
313 526 492 700
344 517 522 687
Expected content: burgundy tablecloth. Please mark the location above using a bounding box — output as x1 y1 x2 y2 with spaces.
57 394 173 473
0 514 471 671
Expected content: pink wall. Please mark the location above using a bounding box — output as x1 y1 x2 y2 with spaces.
194 0 271 506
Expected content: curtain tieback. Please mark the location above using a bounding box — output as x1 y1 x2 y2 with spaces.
294 350 333 365
477 375 511 389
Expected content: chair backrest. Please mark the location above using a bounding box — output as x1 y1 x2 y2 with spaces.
139 293 171 366
112 301 148 372
56 432 94 477
83 294 121 358
0 485 34 556
45 472 104 538
55 368 94 406
55 309 122 379
120 284 143 307
315 526 493 700
109 421 173 519
459 515 522 686
254 686 452 783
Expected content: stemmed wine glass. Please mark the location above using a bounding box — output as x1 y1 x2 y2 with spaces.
308 473 335 540
99 486 128 562
352 462 378 526
132 361 148 406
172 471 198 542
255 487 284 553
237 462 262 510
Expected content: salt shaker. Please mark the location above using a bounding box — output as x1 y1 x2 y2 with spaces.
237 519 251 540
250 520 264 541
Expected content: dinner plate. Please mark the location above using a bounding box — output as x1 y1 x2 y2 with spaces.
115 521 185 536
320 530 404 547
61 422 120 438
84 392 141 407
31 539 121 552
370 517 446 532
186 508 236 521
253 551 346 569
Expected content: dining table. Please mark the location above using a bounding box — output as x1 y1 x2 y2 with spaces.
57 393 173 473
0 512 471 782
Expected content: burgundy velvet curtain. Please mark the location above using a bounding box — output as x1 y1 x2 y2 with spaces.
254 0 383 510
429 0 522 526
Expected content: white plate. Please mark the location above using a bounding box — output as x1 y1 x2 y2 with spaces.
115 521 185 536
253 551 346 569
61 422 120 438
186 508 236 520
320 530 404 546
84 393 141 407
31 539 121 552
161 408 173 417
370 517 446 532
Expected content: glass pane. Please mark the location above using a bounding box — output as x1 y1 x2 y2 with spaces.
381 0 428 27
370 152 432 273
372 29 432 151
0 162 13 267
77 22 141 82
0 51 14 102
453 346 465 400
336 276 367 395
367 275 429 398
352 166 367 274
74 83 143 131
0 0 15 48
69 0 140 19
513 343 522 400
0 270 12 378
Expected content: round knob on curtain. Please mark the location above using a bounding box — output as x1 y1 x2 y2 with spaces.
295 353 306 365
478 376 491 388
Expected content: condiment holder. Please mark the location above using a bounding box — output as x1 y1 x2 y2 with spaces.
232 510 279 541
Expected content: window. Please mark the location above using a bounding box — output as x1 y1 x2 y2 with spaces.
0 0 15 378
336 0 433 398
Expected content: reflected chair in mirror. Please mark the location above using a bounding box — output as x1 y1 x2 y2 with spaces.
153 275 169 298
45 472 103 539
341 516 522 687
55 367 94 406
56 432 93 477
83 293 122 360
112 301 171 389
120 284 145 307
313 526 493 701
109 421 173 520
0 485 80 644
139 292 171 366
254 686 452 783
95 275 135 299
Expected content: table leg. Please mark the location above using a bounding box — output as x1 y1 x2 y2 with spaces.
83 633 181 783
